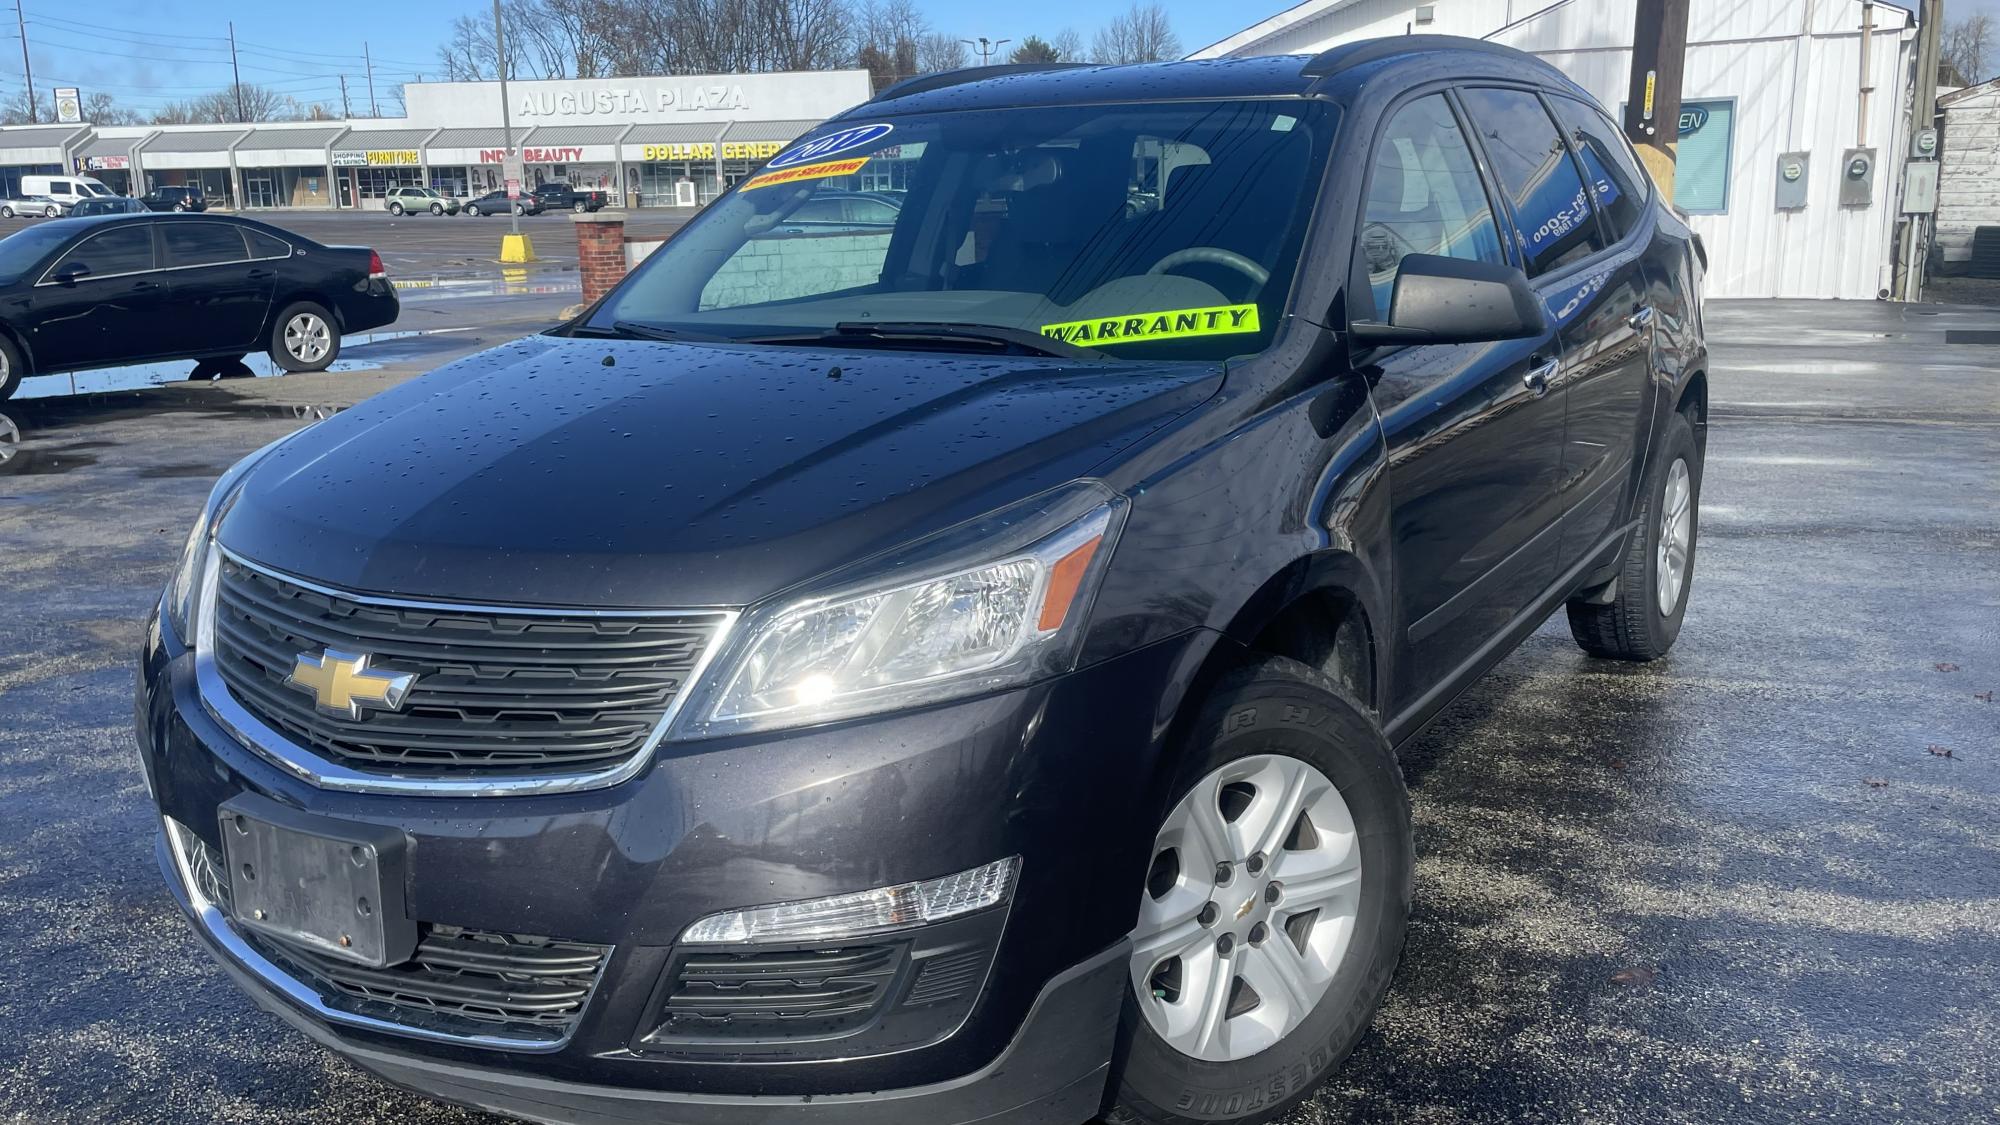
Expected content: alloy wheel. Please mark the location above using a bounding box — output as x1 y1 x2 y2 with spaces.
1656 457 1693 614
0 413 20 466
1129 754 1362 1063
284 313 331 365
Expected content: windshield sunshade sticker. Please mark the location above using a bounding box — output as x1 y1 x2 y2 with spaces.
741 156 871 192
1041 304 1263 346
766 122 894 170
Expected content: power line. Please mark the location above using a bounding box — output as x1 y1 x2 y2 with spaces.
13 3 36 123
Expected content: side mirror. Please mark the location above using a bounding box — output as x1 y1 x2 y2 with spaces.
1350 254 1547 347
52 262 91 286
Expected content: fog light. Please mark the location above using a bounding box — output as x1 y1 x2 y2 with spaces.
680 857 1019 945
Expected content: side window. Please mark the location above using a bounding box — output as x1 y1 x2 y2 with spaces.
1356 94 1508 321
1549 94 1650 241
1458 87 1607 277
162 224 249 268
247 230 291 259
48 226 155 279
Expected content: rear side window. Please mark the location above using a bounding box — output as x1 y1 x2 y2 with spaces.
48 225 155 278
247 230 291 258
162 224 249 268
1356 94 1508 321
1549 94 1650 241
1458 87 1607 277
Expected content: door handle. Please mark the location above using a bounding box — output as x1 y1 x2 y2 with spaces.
1523 358 1558 398
130 281 162 291
1628 305 1656 331
247 269 275 280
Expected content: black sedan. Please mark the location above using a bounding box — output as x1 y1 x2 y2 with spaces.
0 213 398 400
461 189 544 217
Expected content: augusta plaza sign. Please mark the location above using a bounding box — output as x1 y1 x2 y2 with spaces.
402 71 874 130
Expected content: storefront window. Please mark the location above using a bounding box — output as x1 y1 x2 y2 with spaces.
430 167 472 198
639 162 718 207
354 167 424 199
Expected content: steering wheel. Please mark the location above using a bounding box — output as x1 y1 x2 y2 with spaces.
1146 247 1271 289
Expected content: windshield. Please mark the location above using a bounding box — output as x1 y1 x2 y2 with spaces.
591 99 1335 362
0 225 76 284
84 183 111 197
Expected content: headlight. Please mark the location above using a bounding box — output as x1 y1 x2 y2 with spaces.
675 483 1127 738
162 437 291 641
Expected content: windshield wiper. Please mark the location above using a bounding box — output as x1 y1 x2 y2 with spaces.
567 320 734 344
745 321 1101 360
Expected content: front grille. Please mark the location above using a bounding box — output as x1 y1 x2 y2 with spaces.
174 823 608 1041
653 945 904 1039
209 555 720 777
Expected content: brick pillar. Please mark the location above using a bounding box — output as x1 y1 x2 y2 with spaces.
573 211 629 304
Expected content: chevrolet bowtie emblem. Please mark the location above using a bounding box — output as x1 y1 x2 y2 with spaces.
284 648 418 719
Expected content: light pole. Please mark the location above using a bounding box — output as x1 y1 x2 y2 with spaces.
959 37 1012 66
493 0 519 237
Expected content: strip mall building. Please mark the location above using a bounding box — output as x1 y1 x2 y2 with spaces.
0 70 874 212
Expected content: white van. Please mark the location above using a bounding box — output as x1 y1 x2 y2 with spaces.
21 175 114 208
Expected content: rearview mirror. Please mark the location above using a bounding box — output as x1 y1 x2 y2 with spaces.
1350 254 1547 347
52 262 91 285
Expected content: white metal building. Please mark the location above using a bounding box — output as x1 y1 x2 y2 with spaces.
0 69 873 213
1936 78 2000 271
1192 0 1923 300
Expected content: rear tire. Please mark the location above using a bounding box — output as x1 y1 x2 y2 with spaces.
573 199 588 213
269 302 340 373
388 202 404 216
1 206 13 218
1565 409 1703 661
1107 655 1411 1125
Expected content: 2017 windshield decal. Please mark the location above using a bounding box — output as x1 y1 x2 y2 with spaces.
1041 304 1262 346
741 157 871 192
765 123 894 170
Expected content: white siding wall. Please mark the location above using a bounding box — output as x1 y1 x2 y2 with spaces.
1194 0 1918 300
1937 85 2000 263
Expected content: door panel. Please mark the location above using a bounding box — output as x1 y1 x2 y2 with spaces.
158 224 274 354
1545 95 1668 565
1356 93 1567 708
21 225 167 371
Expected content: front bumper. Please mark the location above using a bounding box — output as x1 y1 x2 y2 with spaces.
138 606 1211 1123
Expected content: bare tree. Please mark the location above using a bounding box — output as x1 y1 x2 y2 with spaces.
853 0 926 86
918 33 970 72
1091 2 1180 64
1942 13 1994 86
1051 27 1087 63
82 91 142 125
0 88 41 125
150 84 306 125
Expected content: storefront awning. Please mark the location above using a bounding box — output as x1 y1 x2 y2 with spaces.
332 128 436 169
141 128 250 169
720 119 821 143
0 124 89 168
237 125 348 166
74 132 147 173
519 124 629 146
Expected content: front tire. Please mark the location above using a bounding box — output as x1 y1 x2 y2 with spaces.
1108 656 1412 1125
1566 409 1703 660
269 302 340 373
431 202 444 215
44 206 57 218
465 204 482 217
0 333 24 401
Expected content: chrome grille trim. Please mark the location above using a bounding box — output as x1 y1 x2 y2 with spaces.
193 546 738 797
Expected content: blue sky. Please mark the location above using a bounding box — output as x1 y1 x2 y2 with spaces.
0 0 1256 121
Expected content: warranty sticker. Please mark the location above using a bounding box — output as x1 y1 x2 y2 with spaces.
1041 303 1262 346
741 156 870 192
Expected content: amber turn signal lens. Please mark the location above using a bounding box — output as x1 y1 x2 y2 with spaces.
1037 534 1104 632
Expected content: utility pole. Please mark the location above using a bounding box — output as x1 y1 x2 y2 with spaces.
494 0 519 236
14 3 36 124
365 42 379 117
1901 0 1944 301
338 75 351 119
1623 0 1690 204
228 21 247 121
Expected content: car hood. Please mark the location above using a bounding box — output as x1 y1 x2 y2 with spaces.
219 335 1220 608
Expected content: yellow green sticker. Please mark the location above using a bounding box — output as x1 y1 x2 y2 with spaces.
741 156 870 192
1040 303 1262 346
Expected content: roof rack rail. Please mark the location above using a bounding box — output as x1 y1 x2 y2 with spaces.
1300 34 1524 78
869 63 1094 104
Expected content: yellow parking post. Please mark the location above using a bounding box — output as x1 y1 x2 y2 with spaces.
500 233 537 263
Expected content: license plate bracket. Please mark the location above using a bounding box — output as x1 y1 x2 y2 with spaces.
217 793 417 968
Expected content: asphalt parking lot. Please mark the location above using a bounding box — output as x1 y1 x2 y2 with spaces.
0 207 691 281
0 299 1994 1124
